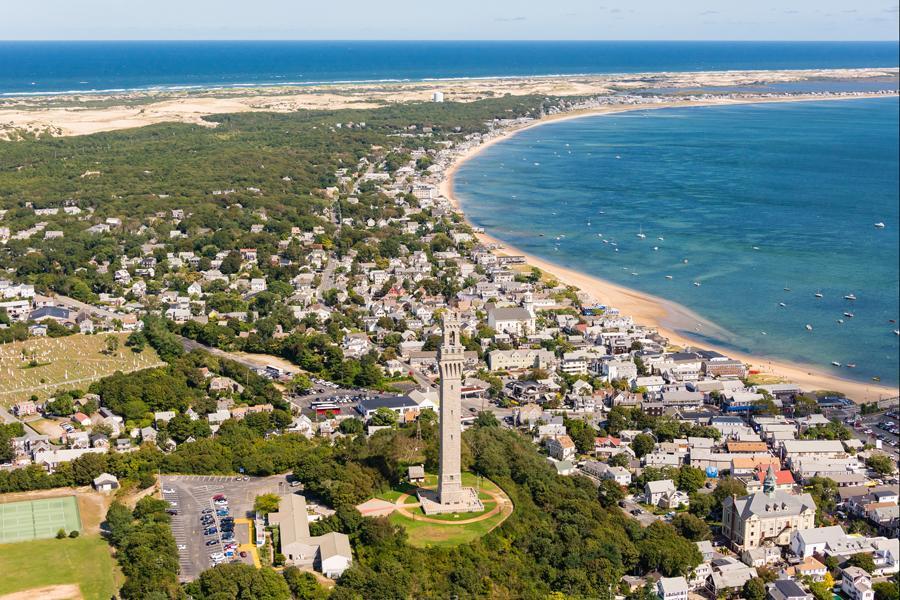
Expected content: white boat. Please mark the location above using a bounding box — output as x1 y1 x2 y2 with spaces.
874 222 885 228
831 361 841 367
779 302 787 307
636 226 646 239
846 363 856 369
653 246 659 251
844 312 855 318
783 287 791 292
657 236 664 241
752 246 760 250
844 294 857 301
815 292 823 298
693 281 701 287
894 330 900 336
683 259 689 264
805 324 813 331
665 275 673 280
837 319 844 324
631 272 638 276
615 155 621 160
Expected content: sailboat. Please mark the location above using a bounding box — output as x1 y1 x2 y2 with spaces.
636 225 646 240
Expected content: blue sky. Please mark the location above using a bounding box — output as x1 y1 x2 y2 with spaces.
4 0 898 40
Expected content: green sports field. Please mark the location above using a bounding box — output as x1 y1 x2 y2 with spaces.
0 496 82 542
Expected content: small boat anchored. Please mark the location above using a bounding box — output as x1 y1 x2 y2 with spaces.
844 294 857 301
805 324 813 331
831 361 841 367
693 281 701 287
843 312 855 318
874 222 885 228
814 291 823 298
636 226 646 240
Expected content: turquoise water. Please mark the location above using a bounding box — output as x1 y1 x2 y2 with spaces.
455 98 900 387
0 41 897 95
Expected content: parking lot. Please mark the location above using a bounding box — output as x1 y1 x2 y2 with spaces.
160 474 291 581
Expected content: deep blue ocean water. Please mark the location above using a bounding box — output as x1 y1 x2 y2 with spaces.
454 98 900 387
0 41 898 96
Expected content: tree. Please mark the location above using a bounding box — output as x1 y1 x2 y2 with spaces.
608 453 630 468
105 335 119 355
288 373 313 395
809 573 835 600
847 552 877 573
671 512 711 541
638 521 703 577
187 563 291 600
631 433 655 458
742 577 766 600
597 479 625 508
474 411 499 428
369 407 398 427
677 466 707 493
712 477 747 505
339 418 364 435
254 493 281 516
283 566 329 600
45 395 74 416
874 581 899 600
688 492 717 519
866 453 896 476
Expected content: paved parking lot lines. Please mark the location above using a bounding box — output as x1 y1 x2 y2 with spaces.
160 474 287 582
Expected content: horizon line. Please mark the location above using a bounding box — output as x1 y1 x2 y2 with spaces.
1 38 898 43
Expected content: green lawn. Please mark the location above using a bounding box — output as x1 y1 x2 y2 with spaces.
385 471 513 548
390 506 510 548
0 535 121 600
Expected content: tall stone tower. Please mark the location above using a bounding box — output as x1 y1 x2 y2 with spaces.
437 310 466 506
418 310 484 515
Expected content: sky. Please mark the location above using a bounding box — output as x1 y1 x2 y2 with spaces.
3 0 898 41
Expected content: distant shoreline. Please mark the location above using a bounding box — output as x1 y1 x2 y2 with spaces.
1 66 897 139
440 93 900 401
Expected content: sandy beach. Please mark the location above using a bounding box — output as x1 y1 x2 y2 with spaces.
439 95 900 402
0 67 896 139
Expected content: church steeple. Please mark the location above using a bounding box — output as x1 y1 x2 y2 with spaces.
763 464 777 496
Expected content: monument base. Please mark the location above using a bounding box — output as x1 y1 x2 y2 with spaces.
417 487 484 516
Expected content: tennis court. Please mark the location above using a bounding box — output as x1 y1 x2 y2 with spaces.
0 496 81 542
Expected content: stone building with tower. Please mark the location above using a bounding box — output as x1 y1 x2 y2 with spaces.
418 311 485 516
721 465 816 551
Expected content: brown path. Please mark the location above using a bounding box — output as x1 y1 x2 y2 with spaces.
393 488 511 525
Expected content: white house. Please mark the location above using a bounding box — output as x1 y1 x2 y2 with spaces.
656 576 689 600
841 566 874 600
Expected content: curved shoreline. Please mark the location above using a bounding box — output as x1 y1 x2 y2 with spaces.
440 95 900 401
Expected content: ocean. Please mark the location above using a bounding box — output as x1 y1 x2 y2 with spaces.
454 97 900 388
0 40 898 96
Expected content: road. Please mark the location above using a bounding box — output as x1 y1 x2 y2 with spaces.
316 259 337 299
179 337 298 377
38 293 125 321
